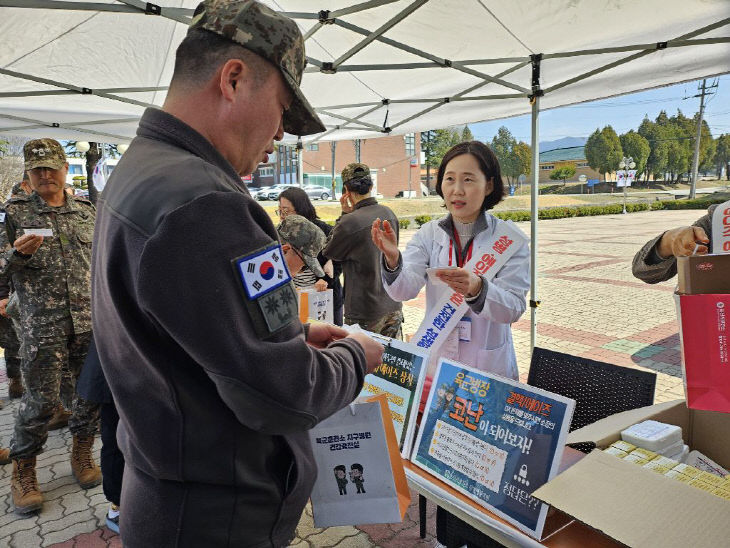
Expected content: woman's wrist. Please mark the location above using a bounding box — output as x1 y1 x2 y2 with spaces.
384 250 399 270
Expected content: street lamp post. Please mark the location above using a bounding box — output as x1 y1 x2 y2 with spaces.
618 156 635 214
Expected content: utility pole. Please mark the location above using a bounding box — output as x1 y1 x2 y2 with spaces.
354 139 361 163
689 78 718 199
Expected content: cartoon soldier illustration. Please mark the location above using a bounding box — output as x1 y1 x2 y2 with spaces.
350 463 365 494
334 465 348 495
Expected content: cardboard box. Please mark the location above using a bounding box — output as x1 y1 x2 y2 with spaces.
532 400 730 548
677 254 730 295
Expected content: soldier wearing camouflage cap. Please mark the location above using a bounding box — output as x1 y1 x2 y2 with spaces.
277 214 326 278
92 1 383 545
0 138 100 515
323 162 404 338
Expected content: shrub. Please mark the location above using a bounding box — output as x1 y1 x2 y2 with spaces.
414 215 432 227
398 218 411 229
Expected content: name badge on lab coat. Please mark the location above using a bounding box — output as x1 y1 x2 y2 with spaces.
457 317 472 342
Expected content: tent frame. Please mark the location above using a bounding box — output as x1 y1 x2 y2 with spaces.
1 0 729 352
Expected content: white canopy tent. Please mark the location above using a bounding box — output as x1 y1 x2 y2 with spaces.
1 0 729 347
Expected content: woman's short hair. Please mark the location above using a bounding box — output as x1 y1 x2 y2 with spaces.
279 187 319 221
435 141 505 212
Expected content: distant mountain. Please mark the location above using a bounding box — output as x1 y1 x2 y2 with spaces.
540 136 587 152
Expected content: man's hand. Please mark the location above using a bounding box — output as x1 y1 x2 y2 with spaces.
0 298 8 318
323 260 334 278
657 226 709 258
435 267 482 297
314 279 328 292
13 234 43 256
340 191 354 214
306 323 348 349
346 332 384 375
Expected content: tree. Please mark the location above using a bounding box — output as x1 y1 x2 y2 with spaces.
715 134 730 180
549 165 576 185
619 131 650 184
428 128 462 171
585 126 623 181
0 136 26 200
461 125 474 142
512 141 532 180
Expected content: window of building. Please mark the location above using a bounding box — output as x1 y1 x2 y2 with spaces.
540 165 554 171
306 143 319 151
68 164 83 175
258 166 274 177
404 133 416 157
576 162 589 168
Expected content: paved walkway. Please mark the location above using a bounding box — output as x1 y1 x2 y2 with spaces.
0 208 703 546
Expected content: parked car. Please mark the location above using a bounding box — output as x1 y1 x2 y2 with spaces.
266 184 298 201
302 184 332 201
254 187 272 201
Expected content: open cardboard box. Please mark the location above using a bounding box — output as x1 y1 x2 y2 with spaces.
532 400 730 548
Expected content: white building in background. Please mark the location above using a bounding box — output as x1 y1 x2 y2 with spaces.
66 157 118 187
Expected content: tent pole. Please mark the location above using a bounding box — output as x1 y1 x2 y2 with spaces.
529 55 542 354
530 96 540 352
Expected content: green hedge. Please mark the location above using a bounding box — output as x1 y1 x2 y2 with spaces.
414 215 433 227
493 196 726 222
398 218 411 229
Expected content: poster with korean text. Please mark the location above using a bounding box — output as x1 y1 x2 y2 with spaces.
357 333 429 458
411 358 575 539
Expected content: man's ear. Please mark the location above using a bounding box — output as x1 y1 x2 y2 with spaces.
219 59 247 101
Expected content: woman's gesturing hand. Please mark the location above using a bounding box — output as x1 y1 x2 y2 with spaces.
371 218 399 269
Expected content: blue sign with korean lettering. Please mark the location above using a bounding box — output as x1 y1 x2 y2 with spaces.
411 358 575 540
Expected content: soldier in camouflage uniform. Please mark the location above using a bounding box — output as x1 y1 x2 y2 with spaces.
1 139 101 514
0 175 73 427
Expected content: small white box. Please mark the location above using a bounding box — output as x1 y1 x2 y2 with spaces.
666 444 689 463
620 420 682 452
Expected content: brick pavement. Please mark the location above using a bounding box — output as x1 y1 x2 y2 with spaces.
0 208 707 547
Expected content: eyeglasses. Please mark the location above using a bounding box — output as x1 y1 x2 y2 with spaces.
276 207 294 217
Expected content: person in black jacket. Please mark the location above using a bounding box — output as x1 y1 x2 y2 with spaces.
278 187 344 325
91 2 383 546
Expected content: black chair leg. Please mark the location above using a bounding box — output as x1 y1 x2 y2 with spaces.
419 494 427 538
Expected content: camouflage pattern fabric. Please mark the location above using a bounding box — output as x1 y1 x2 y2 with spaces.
23 138 67 171
190 0 324 136
345 310 404 340
10 332 98 459
0 192 95 338
0 315 20 379
341 163 371 185
277 214 326 277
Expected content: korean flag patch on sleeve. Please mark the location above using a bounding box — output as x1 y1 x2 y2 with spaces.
234 243 291 300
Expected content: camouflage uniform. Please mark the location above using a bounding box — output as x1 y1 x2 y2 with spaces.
277 214 326 278
1 140 98 459
0 207 21 383
346 311 403 340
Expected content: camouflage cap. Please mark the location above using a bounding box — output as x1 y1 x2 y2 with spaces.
341 162 371 184
190 0 325 136
277 214 326 278
23 138 66 171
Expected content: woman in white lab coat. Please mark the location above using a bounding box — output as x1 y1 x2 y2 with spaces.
372 141 530 383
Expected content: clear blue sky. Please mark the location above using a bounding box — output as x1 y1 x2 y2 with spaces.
470 75 730 145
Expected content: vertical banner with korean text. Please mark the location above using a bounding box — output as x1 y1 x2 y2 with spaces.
711 199 730 254
357 333 429 457
411 359 575 540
